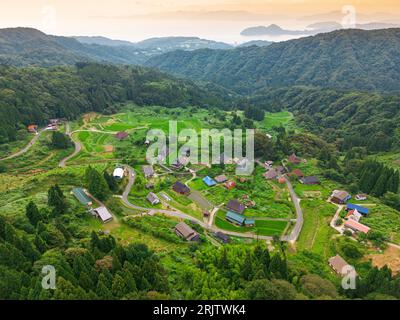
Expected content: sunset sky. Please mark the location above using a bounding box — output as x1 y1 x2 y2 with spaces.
1 0 399 43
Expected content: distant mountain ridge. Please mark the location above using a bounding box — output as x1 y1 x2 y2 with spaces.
0 28 233 67
241 22 400 37
145 28 400 93
74 35 232 50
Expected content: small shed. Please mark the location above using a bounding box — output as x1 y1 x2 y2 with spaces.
147 192 160 205
245 219 256 227
214 175 228 183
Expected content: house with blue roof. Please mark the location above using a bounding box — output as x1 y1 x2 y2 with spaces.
203 176 217 187
226 211 246 226
346 203 369 215
226 211 256 227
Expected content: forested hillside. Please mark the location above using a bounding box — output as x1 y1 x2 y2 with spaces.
146 28 400 94
0 63 231 144
0 28 233 67
242 87 400 152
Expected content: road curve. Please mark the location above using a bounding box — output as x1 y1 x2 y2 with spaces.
0 130 44 161
59 122 82 168
121 165 274 241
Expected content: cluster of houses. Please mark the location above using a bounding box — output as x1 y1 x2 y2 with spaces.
28 119 63 134
225 199 255 227
262 154 320 185
330 190 371 235
201 174 240 191
72 187 113 224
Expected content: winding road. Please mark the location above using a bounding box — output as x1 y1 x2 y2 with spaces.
0 130 44 161
56 126 304 242
59 123 82 168
120 165 275 241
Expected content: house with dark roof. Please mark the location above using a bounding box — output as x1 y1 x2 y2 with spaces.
115 132 129 140
175 222 200 242
142 165 155 179
300 176 320 185
276 166 286 174
331 190 351 204
172 181 190 195
214 232 230 244
264 169 278 180
227 199 245 214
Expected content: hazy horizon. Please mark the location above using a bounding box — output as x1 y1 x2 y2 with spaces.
1 1 400 44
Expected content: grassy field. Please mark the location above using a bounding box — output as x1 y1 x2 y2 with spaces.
214 210 288 237
257 111 297 133
0 131 72 173
296 199 337 259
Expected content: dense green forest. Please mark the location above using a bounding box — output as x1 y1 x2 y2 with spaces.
242 87 400 152
2 181 400 300
0 63 231 144
146 29 400 94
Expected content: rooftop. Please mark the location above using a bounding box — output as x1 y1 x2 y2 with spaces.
346 203 369 215
344 219 370 234
203 176 216 187
72 188 92 206
94 206 113 223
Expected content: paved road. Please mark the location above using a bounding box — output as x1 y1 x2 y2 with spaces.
59 122 82 168
0 130 44 161
256 160 304 243
281 176 304 243
121 165 274 241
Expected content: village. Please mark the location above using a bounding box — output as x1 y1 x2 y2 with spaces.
10 108 400 282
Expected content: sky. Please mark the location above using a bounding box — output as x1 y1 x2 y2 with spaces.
0 0 399 43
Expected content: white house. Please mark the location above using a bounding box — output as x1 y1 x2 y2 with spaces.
113 167 125 180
